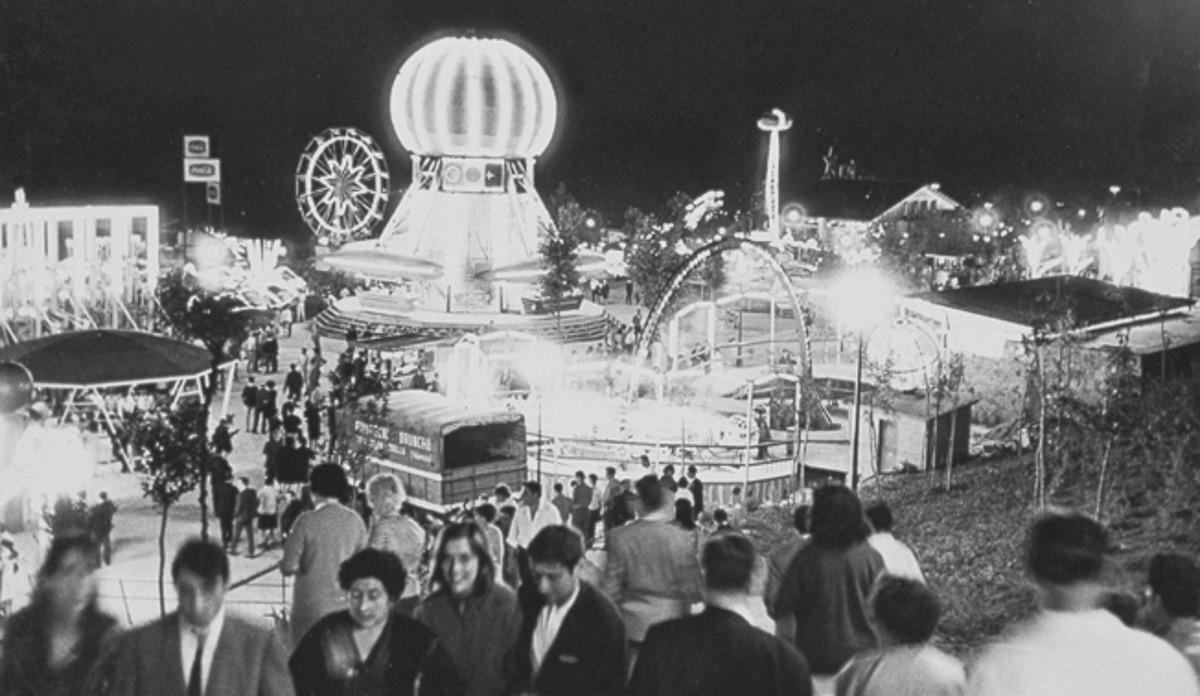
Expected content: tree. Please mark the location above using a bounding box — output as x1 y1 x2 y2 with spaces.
934 353 966 491
540 193 585 338
328 396 393 485
156 267 258 540
129 401 206 615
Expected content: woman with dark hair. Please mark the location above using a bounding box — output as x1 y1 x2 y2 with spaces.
770 485 885 676
290 548 462 696
0 534 120 696
414 522 521 696
283 463 368 645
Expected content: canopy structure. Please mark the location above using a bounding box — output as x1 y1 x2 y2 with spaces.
0 329 233 389
0 330 238 464
380 390 522 439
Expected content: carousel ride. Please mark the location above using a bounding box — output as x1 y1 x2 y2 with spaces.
310 35 610 347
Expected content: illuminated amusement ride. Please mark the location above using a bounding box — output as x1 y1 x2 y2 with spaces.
312 36 609 346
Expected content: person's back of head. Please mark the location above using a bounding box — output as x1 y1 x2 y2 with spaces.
713 508 729 526
476 502 498 524
1026 511 1110 587
809 485 872 550
309 463 349 500
702 533 757 593
871 575 941 645
1149 552 1200 619
554 482 564 494
865 501 894 533
635 474 666 513
674 499 696 529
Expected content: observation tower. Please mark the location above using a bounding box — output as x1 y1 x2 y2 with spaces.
317 35 609 344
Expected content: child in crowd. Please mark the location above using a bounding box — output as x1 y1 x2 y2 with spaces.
833 575 965 696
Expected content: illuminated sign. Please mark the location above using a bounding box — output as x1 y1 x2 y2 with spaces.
441 158 504 192
184 158 221 183
183 135 210 158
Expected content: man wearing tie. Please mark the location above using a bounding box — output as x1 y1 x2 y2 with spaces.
109 538 294 696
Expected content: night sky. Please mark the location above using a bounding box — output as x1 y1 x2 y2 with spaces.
2 0 1199 238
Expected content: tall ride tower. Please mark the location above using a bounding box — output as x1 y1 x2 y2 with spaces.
757 109 792 242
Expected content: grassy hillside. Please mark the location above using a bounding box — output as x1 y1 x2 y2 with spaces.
744 451 1200 658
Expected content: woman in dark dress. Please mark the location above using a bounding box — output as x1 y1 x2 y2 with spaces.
0 534 120 696
289 548 463 696
772 485 886 675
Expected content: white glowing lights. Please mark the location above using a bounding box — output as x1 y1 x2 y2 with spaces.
295 127 390 240
1019 209 1200 297
757 109 793 240
389 36 558 158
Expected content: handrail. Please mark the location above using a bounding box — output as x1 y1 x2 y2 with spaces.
228 561 283 591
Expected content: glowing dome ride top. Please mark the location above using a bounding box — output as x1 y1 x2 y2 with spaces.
344 33 567 309
389 36 557 159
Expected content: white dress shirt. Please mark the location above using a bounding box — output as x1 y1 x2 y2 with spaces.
507 500 562 549
967 609 1200 696
180 608 226 696
868 532 926 582
531 582 581 676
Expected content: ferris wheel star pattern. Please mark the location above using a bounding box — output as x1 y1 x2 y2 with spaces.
295 127 390 242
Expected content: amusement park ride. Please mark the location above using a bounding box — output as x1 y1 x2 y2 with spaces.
0 190 162 343
294 33 865 511
307 35 610 349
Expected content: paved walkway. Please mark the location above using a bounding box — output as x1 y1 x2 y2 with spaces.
0 292 793 628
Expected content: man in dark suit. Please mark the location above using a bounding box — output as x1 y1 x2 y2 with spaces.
629 533 812 696
516 525 625 696
230 477 258 557
257 381 278 432
214 474 238 549
109 538 294 696
687 465 704 515
284 364 304 403
242 376 260 433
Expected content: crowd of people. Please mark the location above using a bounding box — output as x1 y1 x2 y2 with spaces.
5 464 1200 696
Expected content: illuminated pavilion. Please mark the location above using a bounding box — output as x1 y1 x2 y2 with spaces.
317 35 610 347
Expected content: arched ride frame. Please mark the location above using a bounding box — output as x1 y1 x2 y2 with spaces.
635 238 812 380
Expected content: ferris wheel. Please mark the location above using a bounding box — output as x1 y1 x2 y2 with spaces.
295 127 390 242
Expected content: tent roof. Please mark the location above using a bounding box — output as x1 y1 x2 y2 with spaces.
379 390 523 439
906 276 1193 330
0 330 233 389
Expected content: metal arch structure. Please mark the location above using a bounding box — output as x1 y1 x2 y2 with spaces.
295 127 391 242
635 237 813 379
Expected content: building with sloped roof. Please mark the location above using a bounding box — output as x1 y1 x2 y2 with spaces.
898 275 1200 424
